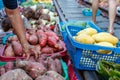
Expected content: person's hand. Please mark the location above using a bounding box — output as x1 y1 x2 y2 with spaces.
22 43 40 60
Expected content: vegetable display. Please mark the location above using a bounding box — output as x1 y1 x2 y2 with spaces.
0 53 65 80
96 60 120 80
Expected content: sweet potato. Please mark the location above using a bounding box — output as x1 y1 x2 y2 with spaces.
28 56 36 62
45 31 59 40
26 32 30 41
4 45 15 57
0 66 6 76
16 60 47 79
37 30 47 47
48 36 59 48
0 69 33 80
35 75 53 80
55 59 62 74
41 46 54 54
4 62 14 72
47 57 57 72
12 41 23 56
56 41 63 51
37 54 48 68
28 34 38 45
45 71 64 80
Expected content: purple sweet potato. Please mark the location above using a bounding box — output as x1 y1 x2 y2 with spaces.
16 60 47 79
4 62 14 72
4 45 15 57
0 66 6 76
0 69 33 80
41 46 54 54
55 59 62 74
12 41 23 56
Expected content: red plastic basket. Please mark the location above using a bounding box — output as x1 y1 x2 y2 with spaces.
0 45 25 62
0 40 66 62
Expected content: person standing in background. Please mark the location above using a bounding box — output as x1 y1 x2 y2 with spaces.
92 0 119 35
2 0 40 59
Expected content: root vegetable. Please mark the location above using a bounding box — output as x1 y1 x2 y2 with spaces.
45 71 64 80
0 66 6 76
45 31 59 40
12 41 23 56
26 32 30 41
48 36 59 48
28 34 38 45
28 56 36 62
4 62 14 72
35 75 53 80
56 41 63 51
23 7 34 19
16 60 47 79
4 45 15 57
55 59 62 74
37 30 47 47
0 69 33 80
47 57 57 72
41 46 54 54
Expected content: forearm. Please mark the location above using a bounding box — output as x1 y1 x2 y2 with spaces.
5 8 28 45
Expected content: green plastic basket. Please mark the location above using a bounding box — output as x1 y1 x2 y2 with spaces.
60 59 69 80
0 62 7 66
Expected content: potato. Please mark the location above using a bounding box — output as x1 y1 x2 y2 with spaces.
75 34 95 44
77 28 97 36
92 32 119 45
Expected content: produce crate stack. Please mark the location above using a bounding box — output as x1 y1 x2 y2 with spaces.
0 0 80 80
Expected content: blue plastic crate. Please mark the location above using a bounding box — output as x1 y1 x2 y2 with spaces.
82 8 101 16
65 22 120 70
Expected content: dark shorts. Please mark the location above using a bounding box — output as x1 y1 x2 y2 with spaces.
2 0 18 9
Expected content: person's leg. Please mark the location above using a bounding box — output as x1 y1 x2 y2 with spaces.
108 0 117 34
92 0 100 23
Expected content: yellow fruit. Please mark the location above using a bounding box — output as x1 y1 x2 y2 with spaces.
77 28 97 36
75 34 95 44
92 32 119 45
95 42 115 54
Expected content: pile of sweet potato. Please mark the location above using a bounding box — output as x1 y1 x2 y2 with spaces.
4 29 64 58
0 54 64 80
